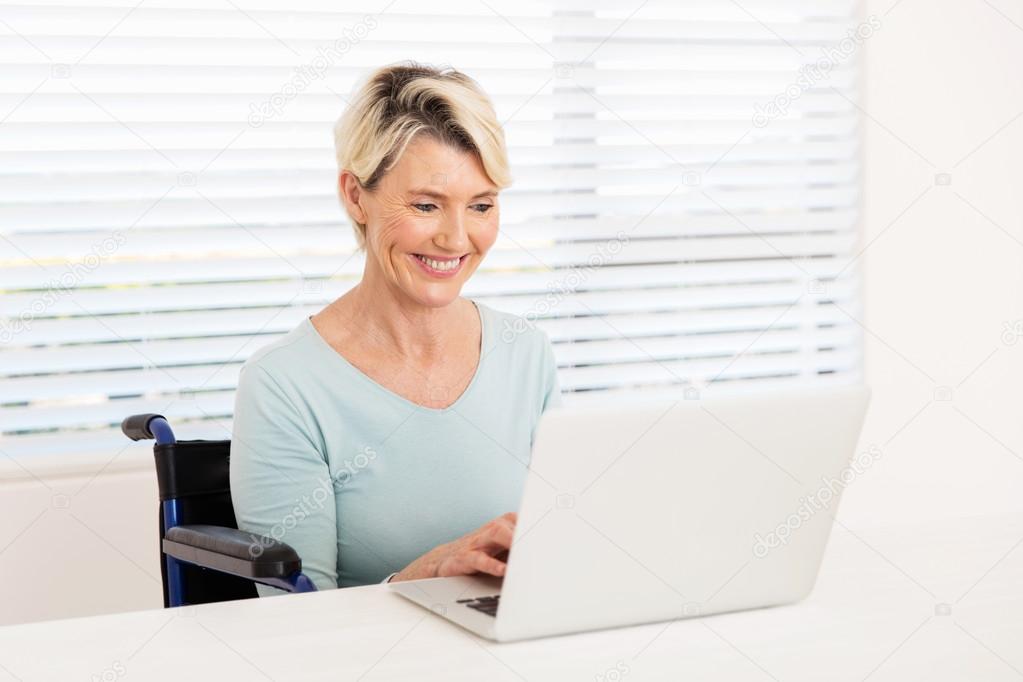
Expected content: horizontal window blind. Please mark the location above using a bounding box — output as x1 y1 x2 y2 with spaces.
0 0 864 462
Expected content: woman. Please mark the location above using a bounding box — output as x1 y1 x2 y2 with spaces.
229 61 561 595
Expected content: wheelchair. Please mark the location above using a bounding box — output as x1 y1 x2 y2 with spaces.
121 413 317 607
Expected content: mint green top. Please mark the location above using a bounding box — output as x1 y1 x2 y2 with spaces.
229 300 561 595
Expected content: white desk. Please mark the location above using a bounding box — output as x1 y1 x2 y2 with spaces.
1 514 1020 681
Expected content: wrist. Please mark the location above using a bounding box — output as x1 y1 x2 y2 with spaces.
401 544 446 581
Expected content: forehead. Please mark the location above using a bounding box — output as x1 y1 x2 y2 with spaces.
385 135 496 197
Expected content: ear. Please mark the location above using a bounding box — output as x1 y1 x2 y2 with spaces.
338 170 368 225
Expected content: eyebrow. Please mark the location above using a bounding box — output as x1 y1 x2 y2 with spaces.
409 188 497 200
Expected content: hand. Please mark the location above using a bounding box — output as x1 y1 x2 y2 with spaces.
390 512 517 582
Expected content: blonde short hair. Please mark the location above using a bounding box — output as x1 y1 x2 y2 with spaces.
333 61 512 249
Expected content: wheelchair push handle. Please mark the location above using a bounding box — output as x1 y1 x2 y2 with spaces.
121 413 176 445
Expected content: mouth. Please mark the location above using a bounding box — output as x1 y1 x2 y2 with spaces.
409 252 468 278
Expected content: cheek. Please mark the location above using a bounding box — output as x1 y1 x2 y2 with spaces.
374 211 422 252
472 217 500 253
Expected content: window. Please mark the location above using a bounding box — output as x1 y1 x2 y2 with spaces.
0 0 863 463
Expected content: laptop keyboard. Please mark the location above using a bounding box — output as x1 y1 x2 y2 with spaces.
456 594 500 617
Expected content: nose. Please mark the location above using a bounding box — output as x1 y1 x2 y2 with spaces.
434 208 470 254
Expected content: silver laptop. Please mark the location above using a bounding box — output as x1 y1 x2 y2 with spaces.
390 383 871 642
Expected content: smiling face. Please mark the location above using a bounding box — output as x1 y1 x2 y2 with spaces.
340 134 500 309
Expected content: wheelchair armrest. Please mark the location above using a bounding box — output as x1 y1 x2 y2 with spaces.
163 524 301 582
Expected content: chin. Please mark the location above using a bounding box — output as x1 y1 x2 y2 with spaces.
404 282 465 309
397 252 479 308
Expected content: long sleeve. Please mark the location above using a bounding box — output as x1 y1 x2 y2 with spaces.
229 362 339 596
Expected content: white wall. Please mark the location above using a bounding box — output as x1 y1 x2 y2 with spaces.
0 459 162 625
2 0 1022 626
838 0 1023 527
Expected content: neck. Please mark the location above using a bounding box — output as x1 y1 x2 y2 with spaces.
339 260 471 362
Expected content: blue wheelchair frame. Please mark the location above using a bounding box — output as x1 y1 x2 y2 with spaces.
123 413 317 607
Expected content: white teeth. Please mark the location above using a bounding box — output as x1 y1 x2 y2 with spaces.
415 254 461 271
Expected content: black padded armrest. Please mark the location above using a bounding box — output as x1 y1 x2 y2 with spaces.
163 524 301 581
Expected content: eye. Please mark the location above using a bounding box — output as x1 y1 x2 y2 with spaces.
471 203 494 214
412 203 437 213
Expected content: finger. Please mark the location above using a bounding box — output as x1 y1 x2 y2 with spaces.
466 549 507 577
479 514 514 535
472 517 515 548
480 520 514 550
491 513 517 537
